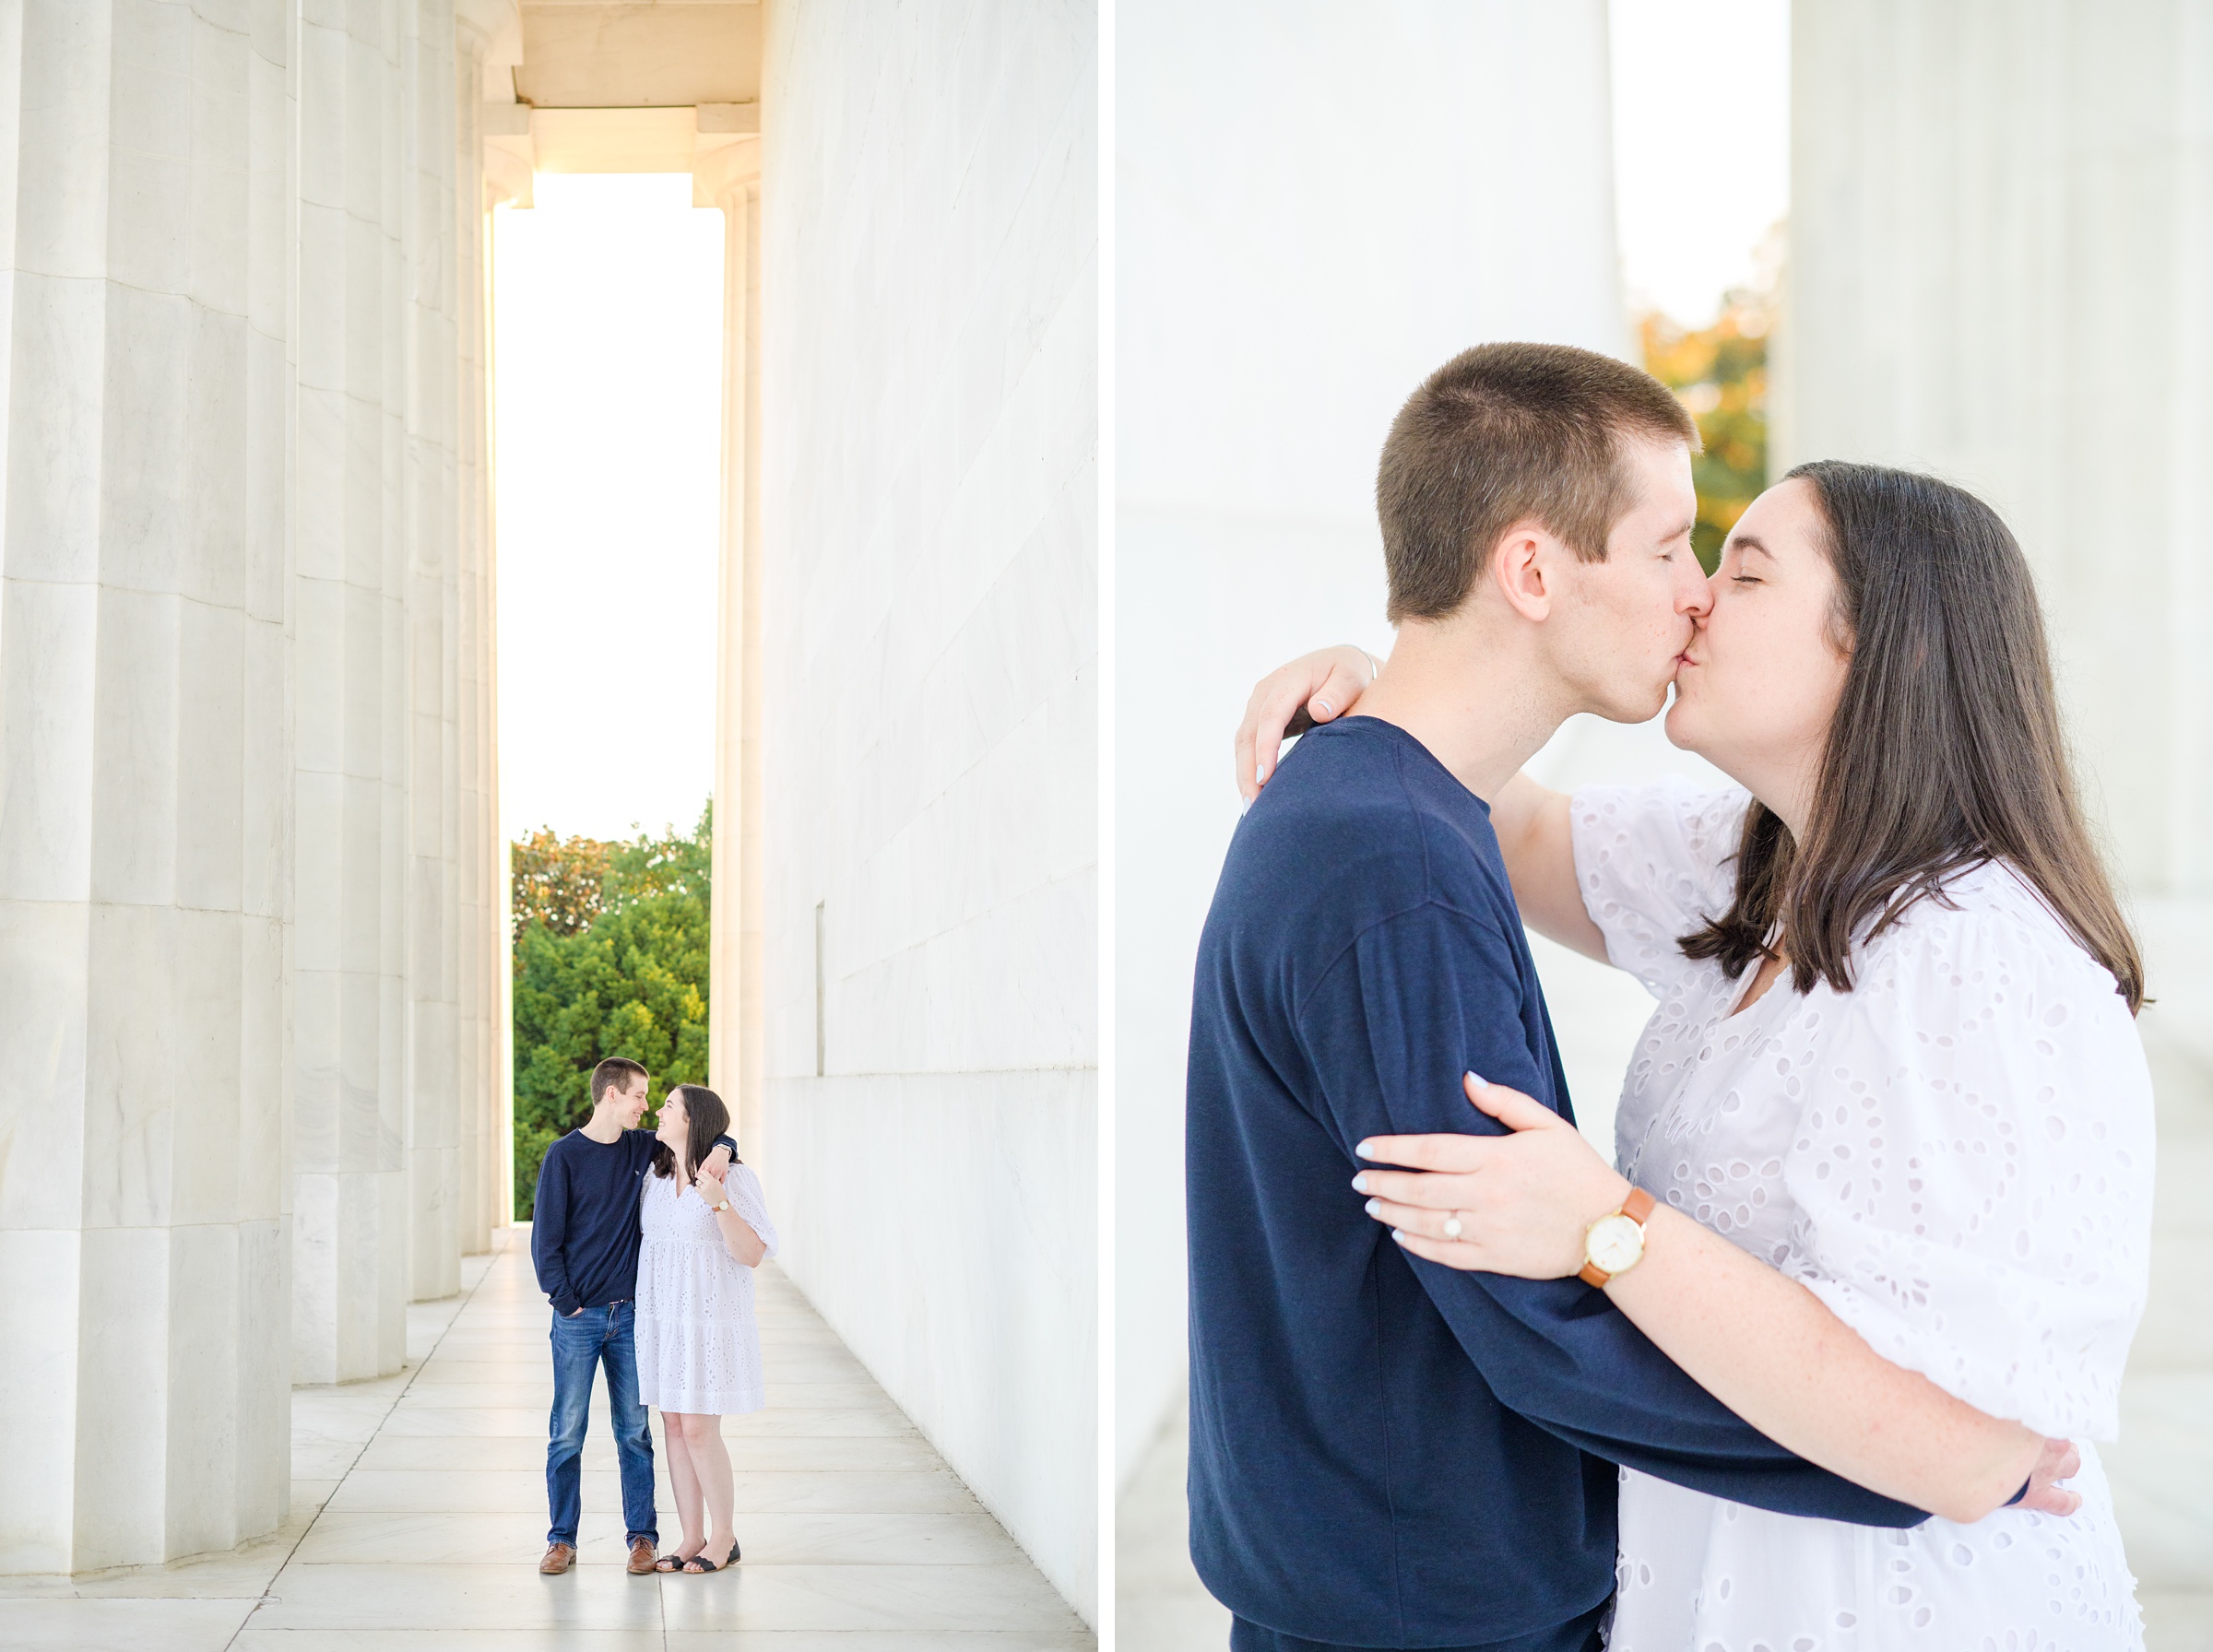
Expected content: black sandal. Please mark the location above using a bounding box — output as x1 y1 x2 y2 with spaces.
654 1550 696 1573
680 1540 740 1573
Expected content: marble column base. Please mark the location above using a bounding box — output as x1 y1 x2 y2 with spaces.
0 1220 290 1574
292 1170 407 1384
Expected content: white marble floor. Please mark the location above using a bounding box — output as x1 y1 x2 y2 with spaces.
1 1230 1093 1651
1115 1389 1227 1652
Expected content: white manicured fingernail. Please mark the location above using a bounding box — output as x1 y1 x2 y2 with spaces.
1315 699 1333 717
1350 1174 1368 1194
1364 1198 1381 1218
1355 1139 1379 1159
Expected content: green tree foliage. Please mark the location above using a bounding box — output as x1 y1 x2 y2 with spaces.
510 828 615 945
510 805 713 1219
603 814 713 904
1640 284 1771 572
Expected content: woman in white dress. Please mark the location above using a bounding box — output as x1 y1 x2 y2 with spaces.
1245 462 2153 1646
636 1084 778 1574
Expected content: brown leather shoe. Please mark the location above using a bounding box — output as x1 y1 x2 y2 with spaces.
626 1538 657 1575
539 1541 574 1575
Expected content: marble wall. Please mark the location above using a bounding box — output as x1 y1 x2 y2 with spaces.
755 0 1098 1623
0 0 510 1570
1781 0 2213 916
1113 0 1630 1490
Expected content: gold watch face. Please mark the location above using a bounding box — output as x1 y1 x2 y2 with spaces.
1586 1213 1645 1277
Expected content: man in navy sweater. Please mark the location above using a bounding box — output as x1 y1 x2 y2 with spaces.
530 1056 736 1576
1186 345 1925 1651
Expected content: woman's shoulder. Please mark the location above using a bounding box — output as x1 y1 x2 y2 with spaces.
1573 777 1751 858
1572 778 1752 915
1869 862 2117 981
1847 862 2139 1047
1568 779 1751 989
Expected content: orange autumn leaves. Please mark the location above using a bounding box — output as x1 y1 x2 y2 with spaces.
1641 287 1769 573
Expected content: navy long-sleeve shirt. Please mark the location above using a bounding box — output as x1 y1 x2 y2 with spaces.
1186 717 1922 1648
531 1127 739 1316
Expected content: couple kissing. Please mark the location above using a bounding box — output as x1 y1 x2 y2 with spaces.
1189 343 2151 1650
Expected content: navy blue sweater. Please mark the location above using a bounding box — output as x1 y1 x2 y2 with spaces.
531 1128 739 1316
1186 717 1922 1648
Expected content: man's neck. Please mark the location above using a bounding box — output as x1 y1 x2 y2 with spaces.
578 1105 627 1145
1351 615 1573 802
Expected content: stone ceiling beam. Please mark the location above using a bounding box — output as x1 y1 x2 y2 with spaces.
515 3 762 109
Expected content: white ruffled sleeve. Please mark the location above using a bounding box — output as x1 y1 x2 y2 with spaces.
728 1164 779 1263
1780 884 2154 1439
1568 780 1752 997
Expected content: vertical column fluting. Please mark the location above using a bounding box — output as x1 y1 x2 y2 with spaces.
402 0 463 1300
696 136 766 1162
453 1 510 1253
292 0 411 1385
481 148 523 1240
0 0 297 1572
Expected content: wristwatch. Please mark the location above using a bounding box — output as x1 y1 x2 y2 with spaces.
1579 1186 1656 1287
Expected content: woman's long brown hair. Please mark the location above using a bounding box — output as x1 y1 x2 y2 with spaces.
650 1084 735 1181
1679 461 2144 1011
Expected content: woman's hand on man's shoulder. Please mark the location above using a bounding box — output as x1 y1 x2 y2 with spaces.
1236 644 1377 800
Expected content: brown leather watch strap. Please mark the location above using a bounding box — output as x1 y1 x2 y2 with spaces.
1577 1186 1657 1287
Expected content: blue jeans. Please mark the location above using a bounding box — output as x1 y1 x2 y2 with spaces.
547 1301 658 1547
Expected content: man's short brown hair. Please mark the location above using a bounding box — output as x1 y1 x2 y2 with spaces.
590 1056 648 1107
1377 341 1699 623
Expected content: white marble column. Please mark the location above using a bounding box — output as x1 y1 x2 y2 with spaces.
454 0 513 1257
695 125 766 1163
403 0 464 1301
1781 0 2213 905
292 0 411 1386
0 0 297 1572
480 108 528 1241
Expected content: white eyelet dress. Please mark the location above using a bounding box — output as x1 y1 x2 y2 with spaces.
634 1163 778 1416
1572 781 2153 1651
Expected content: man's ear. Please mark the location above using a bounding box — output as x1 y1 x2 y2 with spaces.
1488 521 1555 623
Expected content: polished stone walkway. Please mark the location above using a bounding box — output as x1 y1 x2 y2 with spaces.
3 1229 1092 1651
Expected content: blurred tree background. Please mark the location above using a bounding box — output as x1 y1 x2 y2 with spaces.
1640 282 1770 572
510 804 714 1218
